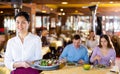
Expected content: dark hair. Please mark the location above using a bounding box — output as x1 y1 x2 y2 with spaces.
98 34 112 48
40 27 47 32
73 34 80 40
14 11 30 22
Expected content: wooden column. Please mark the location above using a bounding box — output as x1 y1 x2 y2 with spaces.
30 3 36 34
22 3 36 33
49 13 60 36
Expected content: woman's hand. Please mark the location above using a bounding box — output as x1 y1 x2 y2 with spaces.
109 60 115 67
94 55 101 62
13 61 31 68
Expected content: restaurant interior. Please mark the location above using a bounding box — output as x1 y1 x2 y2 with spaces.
0 0 120 74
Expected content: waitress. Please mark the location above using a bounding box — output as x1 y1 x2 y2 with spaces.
4 11 42 74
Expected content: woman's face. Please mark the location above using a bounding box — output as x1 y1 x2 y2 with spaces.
90 32 94 37
101 37 108 47
15 16 29 33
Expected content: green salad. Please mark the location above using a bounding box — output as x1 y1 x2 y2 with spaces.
40 59 59 66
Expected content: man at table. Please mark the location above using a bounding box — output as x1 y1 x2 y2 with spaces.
59 34 89 64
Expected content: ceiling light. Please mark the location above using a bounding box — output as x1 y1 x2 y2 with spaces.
109 1 113 3
0 11 3 13
75 10 78 13
50 8 53 11
62 12 65 15
61 2 68 4
60 9 63 11
41 10 46 13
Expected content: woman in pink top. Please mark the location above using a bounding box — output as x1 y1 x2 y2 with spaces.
90 35 116 67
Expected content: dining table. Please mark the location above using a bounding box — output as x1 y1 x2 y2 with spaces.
50 40 63 50
0 58 10 74
41 65 118 74
0 57 119 74
41 47 51 56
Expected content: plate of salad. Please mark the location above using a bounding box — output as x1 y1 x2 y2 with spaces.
31 59 60 70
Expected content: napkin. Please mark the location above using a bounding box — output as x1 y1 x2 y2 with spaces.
110 66 119 73
0 62 5 67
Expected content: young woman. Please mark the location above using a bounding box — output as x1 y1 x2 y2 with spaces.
90 35 116 67
4 11 42 74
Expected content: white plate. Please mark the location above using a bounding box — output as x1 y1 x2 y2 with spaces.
31 60 60 70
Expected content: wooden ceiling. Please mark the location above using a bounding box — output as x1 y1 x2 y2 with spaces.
0 0 120 16
33 0 120 16
33 0 120 4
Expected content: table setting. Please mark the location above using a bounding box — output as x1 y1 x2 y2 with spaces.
36 60 119 74
31 59 66 71
0 57 119 74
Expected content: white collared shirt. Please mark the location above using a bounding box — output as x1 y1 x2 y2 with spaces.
4 33 42 70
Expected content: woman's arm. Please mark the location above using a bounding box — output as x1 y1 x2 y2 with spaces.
34 37 42 60
110 49 116 66
4 40 15 70
13 61 30 68
90 47 99 63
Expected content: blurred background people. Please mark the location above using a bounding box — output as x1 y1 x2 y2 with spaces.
41 28 50 47
4 11 42 74
86 30 99 56
90 35 116 67
86 30 98 50
59 34 89 64
111 35 120 57
0 33 7 57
